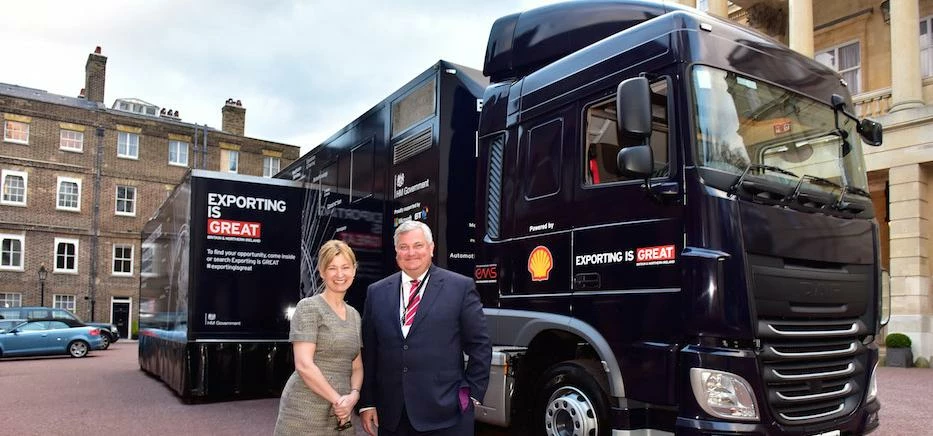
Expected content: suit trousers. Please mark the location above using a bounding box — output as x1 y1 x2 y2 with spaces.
379 405 474 436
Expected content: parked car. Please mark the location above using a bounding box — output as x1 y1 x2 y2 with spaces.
0 320 105 358
0 307 120 349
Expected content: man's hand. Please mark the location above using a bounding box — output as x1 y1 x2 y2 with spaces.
360 408 379 436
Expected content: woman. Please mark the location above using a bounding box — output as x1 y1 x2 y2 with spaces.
275 240 363 435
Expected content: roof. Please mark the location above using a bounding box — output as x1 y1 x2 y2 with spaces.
0 82 102 111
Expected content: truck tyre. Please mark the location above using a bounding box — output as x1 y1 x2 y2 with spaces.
537 360 609 436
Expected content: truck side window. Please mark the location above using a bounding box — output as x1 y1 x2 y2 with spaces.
584 78 669 185
524 119 563 199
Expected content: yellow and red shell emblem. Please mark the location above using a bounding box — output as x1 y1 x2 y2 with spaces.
528 246 553 281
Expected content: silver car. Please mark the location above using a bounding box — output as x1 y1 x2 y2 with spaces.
0 320 105 358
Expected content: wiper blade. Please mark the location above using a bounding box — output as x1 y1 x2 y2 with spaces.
730 164 798 194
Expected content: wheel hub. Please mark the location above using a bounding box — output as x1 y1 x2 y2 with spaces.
544 386 599 436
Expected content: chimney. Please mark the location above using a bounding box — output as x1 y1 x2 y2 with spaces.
84 46 107 103
222 99 246 136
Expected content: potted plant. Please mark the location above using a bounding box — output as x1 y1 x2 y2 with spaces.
885 333 913 367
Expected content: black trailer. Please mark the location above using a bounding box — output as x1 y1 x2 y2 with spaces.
278 60 487 309
138 170 305 400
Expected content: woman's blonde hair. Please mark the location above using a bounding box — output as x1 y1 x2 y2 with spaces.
317 240 357 274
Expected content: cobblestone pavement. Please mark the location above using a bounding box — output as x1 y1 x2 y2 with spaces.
0 342 927 435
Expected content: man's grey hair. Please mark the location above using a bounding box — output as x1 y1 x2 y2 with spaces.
394 220 434 246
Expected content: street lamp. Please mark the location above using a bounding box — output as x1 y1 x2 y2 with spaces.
37 263 48 307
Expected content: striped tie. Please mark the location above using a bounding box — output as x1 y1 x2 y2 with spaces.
404 279 420 326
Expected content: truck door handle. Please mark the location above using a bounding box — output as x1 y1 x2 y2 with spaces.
573 273 600 289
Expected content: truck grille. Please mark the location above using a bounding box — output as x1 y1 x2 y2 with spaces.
758 319 868 425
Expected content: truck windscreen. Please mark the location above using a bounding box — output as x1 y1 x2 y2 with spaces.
691 65 869 203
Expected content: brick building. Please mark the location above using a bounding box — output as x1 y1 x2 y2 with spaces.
0 47 299 337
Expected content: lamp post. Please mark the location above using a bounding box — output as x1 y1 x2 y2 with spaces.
37 263 48 307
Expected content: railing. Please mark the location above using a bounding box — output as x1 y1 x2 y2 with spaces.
854 87 892 118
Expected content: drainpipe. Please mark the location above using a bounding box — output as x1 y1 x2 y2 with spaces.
88 126 104 321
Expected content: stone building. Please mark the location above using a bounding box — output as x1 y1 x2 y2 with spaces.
687 0 933 361
0 47 299 337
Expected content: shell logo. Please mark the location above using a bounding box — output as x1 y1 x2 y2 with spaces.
528 246 553 281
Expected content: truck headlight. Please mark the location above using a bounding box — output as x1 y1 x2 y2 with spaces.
866 362 878 402
690 368 759 421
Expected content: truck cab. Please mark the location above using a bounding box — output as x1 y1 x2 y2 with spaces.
474 1 883 434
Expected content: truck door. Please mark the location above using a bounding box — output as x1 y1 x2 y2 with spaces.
570 76 684 393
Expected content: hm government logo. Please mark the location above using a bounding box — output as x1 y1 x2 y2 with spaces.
396 173 405 188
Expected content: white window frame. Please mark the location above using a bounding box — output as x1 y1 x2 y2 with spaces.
112 244 134 276
1 169 28 206
3 120 29 144
53 238 79 274
0 292 22 308
117 132 140 159
53 294 76 312
262 156 281 177
168 140 189 167
922 15 933 78
816 40 861 94
0 233 25 271
115 185 137 216
56 176 82 212
221 149 239 173
59 129 84 152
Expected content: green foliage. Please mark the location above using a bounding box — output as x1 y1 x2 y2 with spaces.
915 357 930 368
885 332 912 348
131 319 139 339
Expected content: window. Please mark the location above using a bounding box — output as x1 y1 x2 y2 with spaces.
56 177 82 211
3 120 29 144
523 119 563 199
54 238 79 273
221 149 239 173
816 41 861 94
923 16 933 78
113 244 134 275
169 140 189 166
0 293 22 308
584 78 670 186
53 295 76 312
115 185 136 216
117 132 139 159
1 170 27 206
1 234 24 270
263 156 280 177
60 130 84 152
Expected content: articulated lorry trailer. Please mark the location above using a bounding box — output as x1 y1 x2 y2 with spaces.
138 170 305 400
286 1 889 434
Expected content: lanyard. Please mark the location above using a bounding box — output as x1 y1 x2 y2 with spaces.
400 274 429 324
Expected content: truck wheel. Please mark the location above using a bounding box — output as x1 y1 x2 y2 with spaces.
69 340 89 358
537 360 609 436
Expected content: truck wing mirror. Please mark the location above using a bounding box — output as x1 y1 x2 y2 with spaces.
831 93 882 147
857 119 882 146
616 77 652 146
616 145 653 178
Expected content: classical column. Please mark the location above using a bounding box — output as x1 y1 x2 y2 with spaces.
889 0 924 111
887 164 931 361
706 0 727 17
788 0 814 57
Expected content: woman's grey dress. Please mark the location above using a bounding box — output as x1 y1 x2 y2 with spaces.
274 295 361 436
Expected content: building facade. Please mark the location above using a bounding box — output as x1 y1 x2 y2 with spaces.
0 48 299 337
684 0 933 361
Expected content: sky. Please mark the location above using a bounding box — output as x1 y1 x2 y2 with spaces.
1 0 563 156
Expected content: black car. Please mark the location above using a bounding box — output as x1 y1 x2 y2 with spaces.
0 307 120 350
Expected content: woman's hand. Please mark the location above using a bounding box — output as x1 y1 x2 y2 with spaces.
332 391 359 422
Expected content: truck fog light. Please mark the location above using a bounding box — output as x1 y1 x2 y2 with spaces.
689 368 759 421
866 362 878 402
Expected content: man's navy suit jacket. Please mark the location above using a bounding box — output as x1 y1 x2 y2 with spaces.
360 265 492 432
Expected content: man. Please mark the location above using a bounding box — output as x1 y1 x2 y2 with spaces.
360 220 491 435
